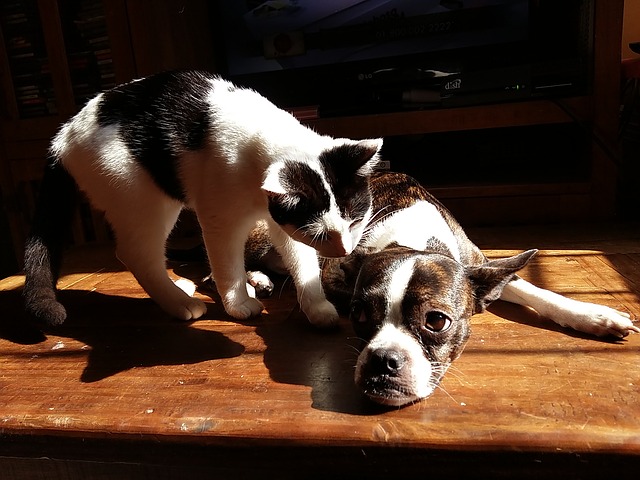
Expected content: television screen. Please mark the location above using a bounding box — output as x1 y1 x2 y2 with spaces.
218 0 529 77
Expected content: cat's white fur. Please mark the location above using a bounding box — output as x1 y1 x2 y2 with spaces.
49 77 381 326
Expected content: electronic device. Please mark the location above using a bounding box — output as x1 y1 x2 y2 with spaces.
213 0 594 116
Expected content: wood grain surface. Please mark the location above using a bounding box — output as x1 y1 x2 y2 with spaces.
1 222 639 478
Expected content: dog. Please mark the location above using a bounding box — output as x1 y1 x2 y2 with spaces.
245 171 639 407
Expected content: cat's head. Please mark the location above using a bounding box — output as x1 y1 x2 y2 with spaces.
262 138 382 258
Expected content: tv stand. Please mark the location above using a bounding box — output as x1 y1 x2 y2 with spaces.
305 96 606 225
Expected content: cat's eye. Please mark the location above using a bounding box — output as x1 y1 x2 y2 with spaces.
349 219 362 230
422 311 452 333
350 301 366 323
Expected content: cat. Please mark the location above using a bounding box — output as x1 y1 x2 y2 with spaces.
23 70 382 328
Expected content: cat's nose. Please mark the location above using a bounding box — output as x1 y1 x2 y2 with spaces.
325 231 349 257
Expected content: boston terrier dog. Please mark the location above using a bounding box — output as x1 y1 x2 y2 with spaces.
245 172 639 407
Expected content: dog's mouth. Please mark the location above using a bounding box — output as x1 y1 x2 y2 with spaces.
359 376 427 407
358 364 451 407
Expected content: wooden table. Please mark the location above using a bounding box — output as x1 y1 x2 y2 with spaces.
1 223 639 479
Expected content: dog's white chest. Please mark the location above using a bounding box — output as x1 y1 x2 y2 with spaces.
365 201 460 260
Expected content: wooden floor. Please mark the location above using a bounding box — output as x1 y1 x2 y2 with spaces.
1 221 640 479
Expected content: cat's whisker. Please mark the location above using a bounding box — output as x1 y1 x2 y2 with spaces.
362 206 394 235
367 205 391 225
277 276 292 299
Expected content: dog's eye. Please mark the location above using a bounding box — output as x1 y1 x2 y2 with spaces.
423 312 452 333
350 302 366 323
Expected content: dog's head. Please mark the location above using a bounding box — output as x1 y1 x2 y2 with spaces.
344 246 536 407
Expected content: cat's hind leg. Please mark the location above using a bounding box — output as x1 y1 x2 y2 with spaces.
106 196 207 321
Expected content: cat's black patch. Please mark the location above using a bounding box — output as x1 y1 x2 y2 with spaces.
267 162 330 229
318 144 373 222
96 70 214 201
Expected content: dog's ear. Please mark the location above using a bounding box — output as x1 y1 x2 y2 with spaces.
467 249 537 313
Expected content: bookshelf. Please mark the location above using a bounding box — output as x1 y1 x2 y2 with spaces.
0 0 215 272
0 0 133 270
60 0 117 107
0 1 57 118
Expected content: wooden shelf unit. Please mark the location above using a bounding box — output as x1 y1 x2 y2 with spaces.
306 97 591 138
0 0 625 272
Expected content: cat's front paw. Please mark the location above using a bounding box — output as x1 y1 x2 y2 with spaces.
224 297 264 320
560 304 639 338
167 297 208 321
305 300 340 329
168 279 207 320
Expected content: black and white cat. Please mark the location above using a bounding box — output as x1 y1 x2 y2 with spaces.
23 70 382 327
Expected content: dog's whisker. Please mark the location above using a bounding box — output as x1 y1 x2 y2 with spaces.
341 341 363 357
345 335 367 344
434 382 461 405
437 363 467 380
345 344 362 356
342 359 360 368
438 370 469 386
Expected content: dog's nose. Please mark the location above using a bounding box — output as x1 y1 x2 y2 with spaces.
370 349 405 375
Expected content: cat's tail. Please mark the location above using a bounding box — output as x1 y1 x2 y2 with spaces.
23 156 78 326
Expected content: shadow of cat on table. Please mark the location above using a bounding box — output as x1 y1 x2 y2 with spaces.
253 281 390 416
0 288 244 383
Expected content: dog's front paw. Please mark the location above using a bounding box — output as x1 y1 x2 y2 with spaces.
304 300 340 329
174 278 197 297
560 303 639 338
246 270 274 298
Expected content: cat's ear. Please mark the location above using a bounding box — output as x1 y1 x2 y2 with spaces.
262 163 287 195
352 139 383 177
